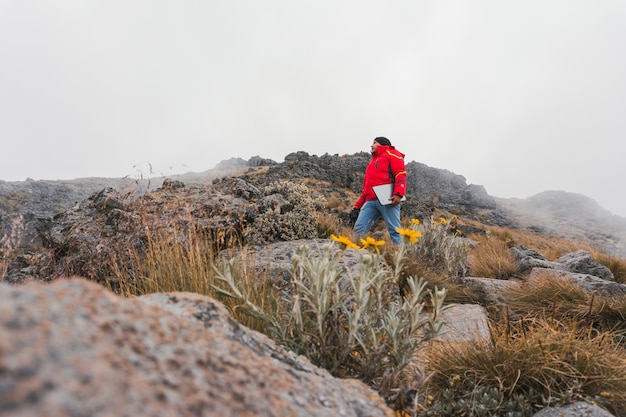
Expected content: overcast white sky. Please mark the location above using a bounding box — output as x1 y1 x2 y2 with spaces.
1 1 625 216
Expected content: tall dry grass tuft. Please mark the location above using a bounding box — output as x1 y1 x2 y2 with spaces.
1 213 24 281
467 233 518 279
316 212 339 238
591 250 626 285
501 272 626 333
112 224 219 296
421 318 626 416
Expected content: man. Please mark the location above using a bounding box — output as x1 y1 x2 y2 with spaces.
350 137 407 245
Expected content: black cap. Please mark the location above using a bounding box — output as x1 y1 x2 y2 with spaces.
374 137 392 146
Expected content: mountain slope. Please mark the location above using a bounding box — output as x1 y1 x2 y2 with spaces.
496 190 626 256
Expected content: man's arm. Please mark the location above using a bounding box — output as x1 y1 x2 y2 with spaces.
388 152 407 198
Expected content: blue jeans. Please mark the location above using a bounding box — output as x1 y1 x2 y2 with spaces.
354 199 402 245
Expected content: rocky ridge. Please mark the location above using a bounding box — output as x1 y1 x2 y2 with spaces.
1 152 626 416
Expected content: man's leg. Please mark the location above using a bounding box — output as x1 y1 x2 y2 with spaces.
354 200 381 237
381 204 402 244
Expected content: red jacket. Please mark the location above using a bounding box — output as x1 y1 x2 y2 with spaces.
354 145 407 209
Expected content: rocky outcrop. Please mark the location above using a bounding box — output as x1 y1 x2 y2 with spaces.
512 247 615 280
3 184 259 284
255 152 496 218
0 277 395 417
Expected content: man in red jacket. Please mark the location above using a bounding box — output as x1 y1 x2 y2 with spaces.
350 137 407 245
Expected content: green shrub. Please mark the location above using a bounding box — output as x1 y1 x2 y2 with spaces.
406 217 469 278
245 181 326 245
213 242 447 400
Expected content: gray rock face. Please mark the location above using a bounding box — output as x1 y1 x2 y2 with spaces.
0 278 394 417
265 152 496 215
435 303 491 344
532 401 616 417
511 245 556 273
234 239 365 287
406 161 496 210
556 250 614 281
512 246 615 282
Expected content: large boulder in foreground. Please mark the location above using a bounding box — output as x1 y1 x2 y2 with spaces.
0 278 394 417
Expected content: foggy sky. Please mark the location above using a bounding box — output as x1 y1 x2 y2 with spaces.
1 1 625 217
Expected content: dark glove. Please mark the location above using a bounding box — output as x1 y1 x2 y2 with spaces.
349 207 360 226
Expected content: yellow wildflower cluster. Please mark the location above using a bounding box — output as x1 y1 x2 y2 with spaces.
330 234 360 250
359 236 385 253
395 227 422 244
330 234 387 252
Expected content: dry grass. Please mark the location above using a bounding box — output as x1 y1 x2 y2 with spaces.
399 256 482 305
112 226 215 296
467 233 518 279
500 271 626 333
111 224 275 331
422 318 626 416
1 213 24 281
466 223 585 261
316 212 340 238
325 197 345 210
591 250 626 285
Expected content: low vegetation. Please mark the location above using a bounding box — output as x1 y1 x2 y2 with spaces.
53 191 626 416
1 213 24 281
422 318 626 416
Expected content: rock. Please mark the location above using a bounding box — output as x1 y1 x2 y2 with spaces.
161 178 185 190
229 239 365 288
461 276 522 305
532 401 615 417
512 247 615 281
0 277 395 417
434 303 491 344
556 250 614 281
91 187 124 211
6 184 257 283
510 245 557 274
213 177 262 201
248 155 277 167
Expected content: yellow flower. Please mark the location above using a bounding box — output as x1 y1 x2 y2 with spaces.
433 221 440 227
410 218 420 226
330 234 360 250
395 227 422 244
439 216 448 224
359 237 385 253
